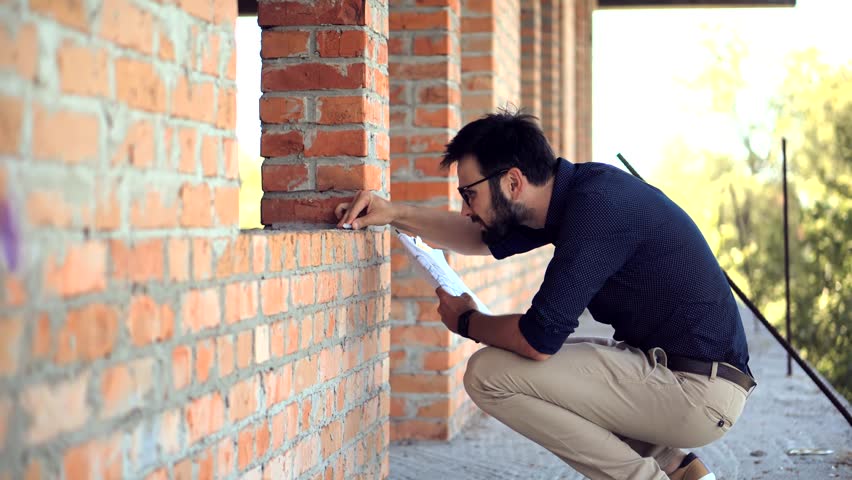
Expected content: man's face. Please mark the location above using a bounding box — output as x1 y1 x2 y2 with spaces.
457 156 530 246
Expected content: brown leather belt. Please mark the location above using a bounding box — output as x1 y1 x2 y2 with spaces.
667 356 757 392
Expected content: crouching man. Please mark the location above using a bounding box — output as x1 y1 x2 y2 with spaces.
335 111 755 480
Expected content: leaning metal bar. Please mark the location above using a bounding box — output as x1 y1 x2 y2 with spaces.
615 152 852 427
782 137 792 376
724 272 852 426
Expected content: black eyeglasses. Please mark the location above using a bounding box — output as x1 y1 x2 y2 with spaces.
457 168 510 207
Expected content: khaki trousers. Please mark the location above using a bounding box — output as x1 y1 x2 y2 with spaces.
463 337 751 480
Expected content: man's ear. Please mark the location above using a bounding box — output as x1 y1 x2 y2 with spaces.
508 168 523 199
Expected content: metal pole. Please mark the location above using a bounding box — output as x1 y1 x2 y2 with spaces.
616 153 643 180
782 138 792 376
726 273 852 426
616 152 852 427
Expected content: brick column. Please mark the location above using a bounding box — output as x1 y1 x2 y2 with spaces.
560 0 576 162
574 0 594 163
387 0 463 441
460 0 493 124
460 0 521 124
521 0 543 117
541 0 562 153
388 0 532 443
259 0 390 226
494 0 521 110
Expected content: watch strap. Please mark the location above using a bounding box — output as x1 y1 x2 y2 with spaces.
457 309 479 343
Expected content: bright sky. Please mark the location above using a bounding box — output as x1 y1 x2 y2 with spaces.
236 0 852 173
592 0 852 175
235 17 262 160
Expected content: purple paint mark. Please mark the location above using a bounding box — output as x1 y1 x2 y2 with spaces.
0 199 20 271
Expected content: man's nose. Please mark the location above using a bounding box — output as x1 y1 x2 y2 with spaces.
460 201 473 217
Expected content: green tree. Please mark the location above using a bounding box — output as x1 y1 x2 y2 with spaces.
773 52 852 396
656 34 852 399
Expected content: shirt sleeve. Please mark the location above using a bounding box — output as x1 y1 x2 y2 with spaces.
519 193 639 354
487 225 551 260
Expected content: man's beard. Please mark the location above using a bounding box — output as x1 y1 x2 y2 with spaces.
472 187 530 246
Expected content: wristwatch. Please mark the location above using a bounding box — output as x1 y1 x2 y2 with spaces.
457 309 479 343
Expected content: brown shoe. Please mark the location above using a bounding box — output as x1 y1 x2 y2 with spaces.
668 453 716 480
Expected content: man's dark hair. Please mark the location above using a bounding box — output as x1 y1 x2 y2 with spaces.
441 108 557 186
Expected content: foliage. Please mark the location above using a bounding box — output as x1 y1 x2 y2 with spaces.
654 35 852 400
774 52 852 397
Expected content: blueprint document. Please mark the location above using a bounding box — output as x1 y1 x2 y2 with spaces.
395 230 492 315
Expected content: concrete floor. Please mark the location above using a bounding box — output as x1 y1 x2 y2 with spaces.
389 307 852 479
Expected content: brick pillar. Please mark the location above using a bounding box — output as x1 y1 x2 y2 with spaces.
494 0 521 110
521 0 543 118
574 0 594 163
387 0 527 443
461 0 495 124
460 0 521 124
560 0 576 162
434 0 563 443
387 0 463 441
541 0 562 153
259 0 390 226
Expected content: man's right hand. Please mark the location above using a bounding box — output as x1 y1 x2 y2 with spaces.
334 190 489 256
334 191 396 230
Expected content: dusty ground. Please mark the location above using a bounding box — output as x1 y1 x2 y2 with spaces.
389 307 852 479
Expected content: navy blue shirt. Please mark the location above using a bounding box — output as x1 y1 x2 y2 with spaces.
489 158 751 373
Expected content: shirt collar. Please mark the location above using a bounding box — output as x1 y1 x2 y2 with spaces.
544 158 575 233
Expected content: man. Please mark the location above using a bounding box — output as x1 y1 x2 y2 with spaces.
335 111 755 480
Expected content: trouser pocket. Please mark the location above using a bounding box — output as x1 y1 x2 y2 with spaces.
703 404 733 432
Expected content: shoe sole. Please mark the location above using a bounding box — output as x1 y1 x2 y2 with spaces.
697 474 716 480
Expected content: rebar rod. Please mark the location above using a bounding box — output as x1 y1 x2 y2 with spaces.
782 138 792 376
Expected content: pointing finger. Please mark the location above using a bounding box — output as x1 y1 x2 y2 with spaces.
344 192 371 226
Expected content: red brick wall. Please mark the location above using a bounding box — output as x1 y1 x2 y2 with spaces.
0 1 391 479
387 0 464 441
1 0 596 468
259 0 390 226
388 242 553 442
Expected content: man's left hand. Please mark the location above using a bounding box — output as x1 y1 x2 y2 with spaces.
435 287 478 333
